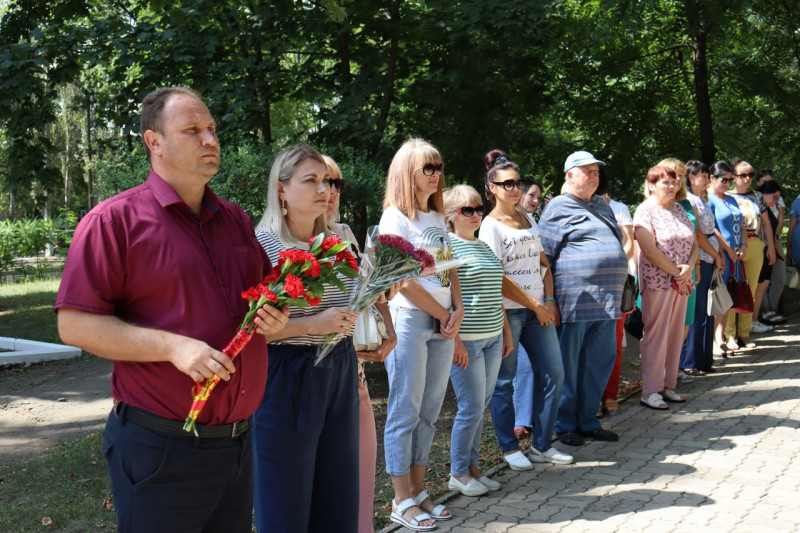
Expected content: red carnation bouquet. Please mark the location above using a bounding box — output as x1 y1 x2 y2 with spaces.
183 232 358 435
314 226 465 364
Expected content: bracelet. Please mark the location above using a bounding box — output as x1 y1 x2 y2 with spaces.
544 297 555 304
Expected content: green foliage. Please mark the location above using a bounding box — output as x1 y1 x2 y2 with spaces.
90 144 151 201
3 0 800 216
0 212 77 273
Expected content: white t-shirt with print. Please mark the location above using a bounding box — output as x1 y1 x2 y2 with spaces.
379 206 453 310
479 213 545 309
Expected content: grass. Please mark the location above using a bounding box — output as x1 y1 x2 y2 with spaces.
0 433 115 532
0 277 61 343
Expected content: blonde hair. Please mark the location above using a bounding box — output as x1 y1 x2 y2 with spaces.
656 158 687 200
255 144 329 246
322 154 342 223
383 138 445 220
443 185 482 231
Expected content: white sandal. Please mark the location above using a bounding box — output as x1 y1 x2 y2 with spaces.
414 490 452 521
390 498 437 531
662 389 686 403
639 392 668 410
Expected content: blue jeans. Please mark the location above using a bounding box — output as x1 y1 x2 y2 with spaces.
681 261 714 371
555 319 617 434
512 344 534 428
384 306 454 476
252 340 359 533
449 333 503 476
491 308 564 453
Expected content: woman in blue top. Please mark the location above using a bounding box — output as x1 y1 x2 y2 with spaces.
707 160 747 356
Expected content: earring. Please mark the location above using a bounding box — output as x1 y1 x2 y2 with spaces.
281 199 288 217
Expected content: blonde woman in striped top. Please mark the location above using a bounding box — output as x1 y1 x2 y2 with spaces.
443 185 512 497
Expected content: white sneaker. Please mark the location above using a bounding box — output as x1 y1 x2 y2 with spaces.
528 446 574 465
750 321 773 334
502 450 534 471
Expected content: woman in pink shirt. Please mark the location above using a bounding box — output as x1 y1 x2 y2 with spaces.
634 166 698 410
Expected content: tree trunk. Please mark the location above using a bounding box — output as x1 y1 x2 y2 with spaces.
337 21 352 87
85 95 94 209
691 30 716 163
369 1 400 157
61 90 71 209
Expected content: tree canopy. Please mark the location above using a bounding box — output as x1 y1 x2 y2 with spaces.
1 0 799 225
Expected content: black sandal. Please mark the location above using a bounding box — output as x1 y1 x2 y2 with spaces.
682 368 705 376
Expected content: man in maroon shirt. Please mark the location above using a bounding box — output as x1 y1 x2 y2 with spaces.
55 87 288 533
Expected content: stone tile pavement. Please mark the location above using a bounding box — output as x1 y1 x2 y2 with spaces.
387 322 800 532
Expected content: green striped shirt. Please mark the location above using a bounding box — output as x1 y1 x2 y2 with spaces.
450 234 505 340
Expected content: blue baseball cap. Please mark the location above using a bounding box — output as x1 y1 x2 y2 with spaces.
564 151 606 173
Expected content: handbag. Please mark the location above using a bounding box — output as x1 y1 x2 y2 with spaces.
352 305 388 352
707 268 733 316
621 274 639 314
786 255 800 290
726 260 754 313
624 307 644 340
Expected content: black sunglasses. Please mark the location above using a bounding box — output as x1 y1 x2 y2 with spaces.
715 176 734 184
491 179 526 191
420 163 444 176
736 172 754 180
459 205 485 217
326 178 345 192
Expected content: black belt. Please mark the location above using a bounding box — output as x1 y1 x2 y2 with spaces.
704 233 715 238
117 401 250 438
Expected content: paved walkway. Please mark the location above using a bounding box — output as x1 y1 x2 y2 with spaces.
414 323 800 533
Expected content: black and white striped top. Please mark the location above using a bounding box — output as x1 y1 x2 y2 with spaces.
255 229 356 346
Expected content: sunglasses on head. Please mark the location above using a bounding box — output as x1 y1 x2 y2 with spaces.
715 176 734 184
459 205 485 217
326 178 345 192
420 163 444 176
491 179 526 191
736 172 754 180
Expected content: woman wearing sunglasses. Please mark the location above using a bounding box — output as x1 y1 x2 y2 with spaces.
380 138 464 531
441 184 511 497
726 159 776 348
479 150 570 470
707 160 747 357
323 155 397 533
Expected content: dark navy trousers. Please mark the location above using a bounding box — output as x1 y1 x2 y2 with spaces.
252 340 359 533
102 405 253 533
681 260 715 371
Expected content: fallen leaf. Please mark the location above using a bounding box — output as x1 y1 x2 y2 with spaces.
41 516 54 527
69 473 77 479
746 405 756 409
102 497 114 511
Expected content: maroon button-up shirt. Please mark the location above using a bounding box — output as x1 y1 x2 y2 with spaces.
56 171 271 424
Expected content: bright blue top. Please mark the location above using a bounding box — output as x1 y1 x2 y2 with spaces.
708 193 743 251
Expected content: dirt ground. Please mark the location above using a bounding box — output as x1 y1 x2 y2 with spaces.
0 356 113 467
